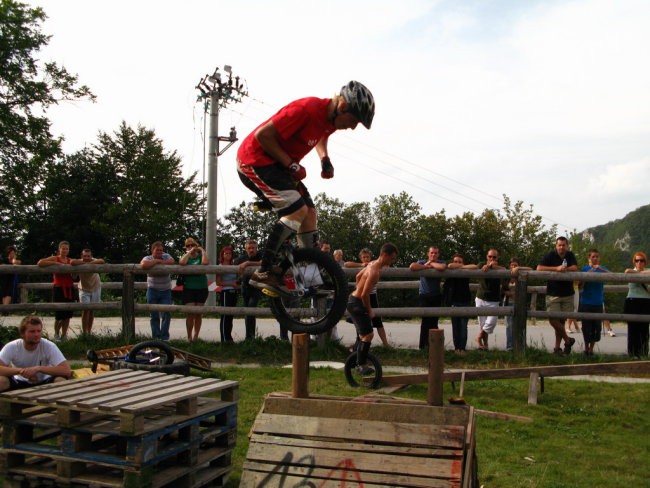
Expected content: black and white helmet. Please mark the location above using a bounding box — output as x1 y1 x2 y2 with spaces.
340 81 375 129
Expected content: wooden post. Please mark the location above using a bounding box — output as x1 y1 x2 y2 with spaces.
121 271 136 342
427 329 444 406
292 333 309 398
513 274 528 354
528 372 540 405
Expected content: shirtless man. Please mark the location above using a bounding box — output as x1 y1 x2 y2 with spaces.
346 243 398 374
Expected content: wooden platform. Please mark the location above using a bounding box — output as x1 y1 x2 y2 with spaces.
241 393 478 488
0 369 239 488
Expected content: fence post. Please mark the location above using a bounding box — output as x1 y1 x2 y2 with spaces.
121 271 136 342
513 273 528 354
427 329 444 406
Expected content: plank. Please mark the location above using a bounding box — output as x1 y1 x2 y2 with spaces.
117 379 239 413
245 443 462 480
249 433 463 458
251 413 465 449
262 396 469 426
242 462 459 488
382 361 650 385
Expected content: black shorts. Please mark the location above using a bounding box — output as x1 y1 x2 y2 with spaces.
238 161 314 217
9 375 56 390
347 296 373 336
182 287 209 305
52 285 75 320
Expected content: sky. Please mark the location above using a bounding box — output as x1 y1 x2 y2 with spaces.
25 0 650 234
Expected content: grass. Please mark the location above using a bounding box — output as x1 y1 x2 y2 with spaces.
213 366 649 488
1 331 648 487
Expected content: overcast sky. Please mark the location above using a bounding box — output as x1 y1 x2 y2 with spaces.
26 0 650 234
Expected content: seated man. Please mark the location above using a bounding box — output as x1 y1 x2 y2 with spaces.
0 315 71 392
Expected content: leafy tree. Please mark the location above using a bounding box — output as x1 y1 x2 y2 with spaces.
371 192 424 266
315 194 373 260
0 0 94 246
22 123 205 264
217 200 276 256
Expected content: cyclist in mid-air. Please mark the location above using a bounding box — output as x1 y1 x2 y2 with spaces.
237 81 375 296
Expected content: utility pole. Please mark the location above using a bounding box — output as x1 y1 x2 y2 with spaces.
196 65 247 304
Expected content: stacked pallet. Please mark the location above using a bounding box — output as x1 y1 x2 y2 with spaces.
241 393 478 488
0 369 238 488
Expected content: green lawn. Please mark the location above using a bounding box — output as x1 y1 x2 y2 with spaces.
217 365 649 488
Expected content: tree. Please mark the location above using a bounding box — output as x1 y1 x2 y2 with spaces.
315 194 373 259
22 123 205 264
0 0 95 246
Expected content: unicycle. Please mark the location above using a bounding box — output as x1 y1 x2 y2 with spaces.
265 243 349 335
344 350 383 388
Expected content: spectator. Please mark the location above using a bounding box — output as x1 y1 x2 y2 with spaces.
216 246 240 343
475 249 508 351
345 248 389 347
410 246 447 349
536 236 578 355
1 245 21 307
233 240 263 340
333 249 344 267
179 238 209 342
445 253 478 355
71 249 105 335
140 241 175 341
0 315 71 392
502 257 532 351
623 251 650 358
320 241 340 341
579 249 609 356
37 241 75 341
347 243 398 375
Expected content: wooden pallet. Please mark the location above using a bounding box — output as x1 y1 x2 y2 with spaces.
91 345 214 372
0 370 239 488
241 393 477 488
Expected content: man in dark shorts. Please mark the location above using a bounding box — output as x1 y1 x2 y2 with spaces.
237 81 375 296
0 315 71 392
347 243 398 375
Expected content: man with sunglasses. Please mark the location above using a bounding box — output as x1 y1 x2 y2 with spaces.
475 249 508 351
0 316 71 391
537 236 579 354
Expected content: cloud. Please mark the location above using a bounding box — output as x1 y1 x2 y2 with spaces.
589 157 650 197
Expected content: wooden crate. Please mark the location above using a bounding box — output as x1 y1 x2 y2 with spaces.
0 369 238 488
241 393 478 488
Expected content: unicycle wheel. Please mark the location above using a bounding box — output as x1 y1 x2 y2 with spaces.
344 352 383 389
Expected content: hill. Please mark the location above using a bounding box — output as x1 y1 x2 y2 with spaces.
575 203 649 275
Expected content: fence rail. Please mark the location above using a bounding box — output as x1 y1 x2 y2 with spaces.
1 264 649 353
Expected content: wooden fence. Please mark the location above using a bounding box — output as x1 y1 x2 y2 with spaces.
1 264 649 353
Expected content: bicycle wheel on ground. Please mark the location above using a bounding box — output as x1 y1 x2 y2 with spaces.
127 340 175 365
270 247 348 335
344 352 383 389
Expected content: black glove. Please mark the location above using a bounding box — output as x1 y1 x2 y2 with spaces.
320 156 334 179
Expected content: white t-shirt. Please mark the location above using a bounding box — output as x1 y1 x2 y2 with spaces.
0 339 66 383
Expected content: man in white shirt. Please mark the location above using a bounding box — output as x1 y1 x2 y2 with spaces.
0 315 71 391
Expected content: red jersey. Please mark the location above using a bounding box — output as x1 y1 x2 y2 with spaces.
237 97 335 167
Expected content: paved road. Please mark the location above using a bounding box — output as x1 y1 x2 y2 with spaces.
0 314 629 355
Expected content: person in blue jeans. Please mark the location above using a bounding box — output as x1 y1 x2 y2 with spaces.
140 241 175 341
579 249 609 356
444 254 478 355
